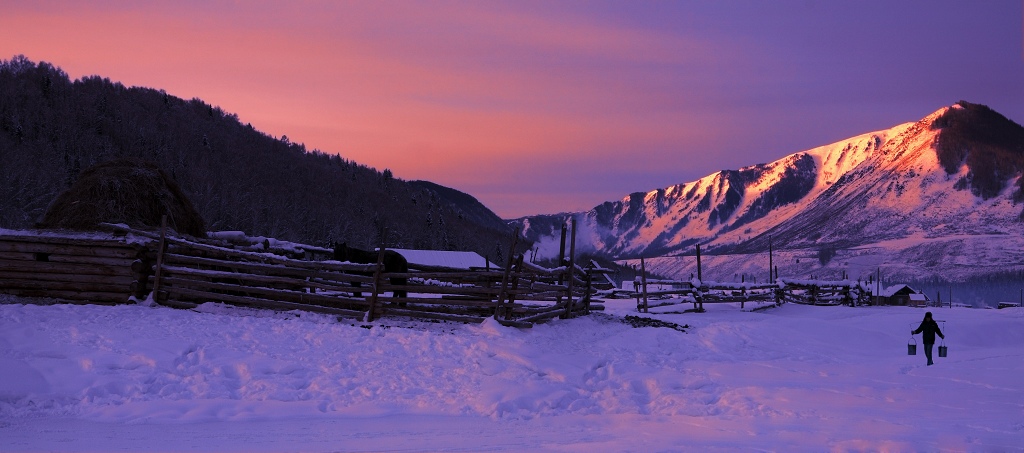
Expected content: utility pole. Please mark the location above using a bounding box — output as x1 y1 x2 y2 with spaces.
875 268 881 305
695 243 702 283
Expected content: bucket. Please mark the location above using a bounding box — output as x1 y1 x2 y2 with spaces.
907 341 917 356
937 322 948 357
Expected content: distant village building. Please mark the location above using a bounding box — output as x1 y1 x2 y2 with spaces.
878 284 929 306
908 293 928 307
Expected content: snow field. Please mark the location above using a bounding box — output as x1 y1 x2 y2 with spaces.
1 297 1022 451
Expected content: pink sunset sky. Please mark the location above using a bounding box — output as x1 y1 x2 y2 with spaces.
2 1 1022 218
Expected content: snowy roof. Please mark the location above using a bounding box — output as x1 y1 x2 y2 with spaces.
880 284 913 297
908 293 928 301
390 249 499 270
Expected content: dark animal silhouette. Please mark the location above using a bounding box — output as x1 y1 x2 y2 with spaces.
332 243 408 298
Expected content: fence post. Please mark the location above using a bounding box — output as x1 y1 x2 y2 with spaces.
562 219 577 319
151 215 168 304
555 223 567 307
503 254 525 320
584 262 593 315
131 252 153 300
365 243 387 322
496 228 520 320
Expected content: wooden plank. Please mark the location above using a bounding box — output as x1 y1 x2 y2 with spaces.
0 259 132 277
0 288 128 304
496 318 533 328
0 270 134 286
162 286 367 318
515 303 565 316
517 307 565 323
160 265 368 293
0 277 130 294
159 253 375 284
527 281 569 292
390 270 505 280
0 251 136 267
0 233 139 248
0 241 142 258
156 276 371 309
513 291 565 300
375 296 502 308
405 263 497 273
154 248 377 274
157 298 199 309
375 306 486 323
379 302 494 318
439 295 493 302
375 283 502 297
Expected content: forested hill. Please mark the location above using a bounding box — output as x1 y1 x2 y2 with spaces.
0 55 516 260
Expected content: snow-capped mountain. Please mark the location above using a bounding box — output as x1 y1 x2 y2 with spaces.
513 102 1024 282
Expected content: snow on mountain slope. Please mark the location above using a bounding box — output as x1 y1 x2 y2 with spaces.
514 102 1024 283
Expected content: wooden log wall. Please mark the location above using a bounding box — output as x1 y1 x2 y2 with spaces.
0 232 150 305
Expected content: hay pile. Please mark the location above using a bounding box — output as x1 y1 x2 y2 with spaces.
39 159 206 237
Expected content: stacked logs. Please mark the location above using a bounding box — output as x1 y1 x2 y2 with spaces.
0 232 149 304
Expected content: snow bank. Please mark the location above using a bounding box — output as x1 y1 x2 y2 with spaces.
1 297 1022 451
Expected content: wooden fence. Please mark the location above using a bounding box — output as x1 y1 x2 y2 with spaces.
128 223 601 327
776 278 869 306
0 224 602 327
629 276 872 313
630 278 780 313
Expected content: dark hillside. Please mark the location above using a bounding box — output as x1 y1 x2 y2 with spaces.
0 55 516 258
408 180 509 231
932 101 1024 200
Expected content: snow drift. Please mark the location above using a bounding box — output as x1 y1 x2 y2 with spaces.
1 297 1022 451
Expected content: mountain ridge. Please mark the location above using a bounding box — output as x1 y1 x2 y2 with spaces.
513 101 1024 283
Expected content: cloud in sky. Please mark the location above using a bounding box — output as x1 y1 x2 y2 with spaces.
1 1 1021 218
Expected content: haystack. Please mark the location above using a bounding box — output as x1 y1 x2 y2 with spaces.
39 159 206 237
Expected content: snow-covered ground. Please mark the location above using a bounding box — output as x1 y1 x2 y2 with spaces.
1 296 1022 452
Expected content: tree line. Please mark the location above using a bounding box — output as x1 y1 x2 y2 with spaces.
0 55 517 260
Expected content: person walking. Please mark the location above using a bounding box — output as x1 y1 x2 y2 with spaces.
912 312 945 366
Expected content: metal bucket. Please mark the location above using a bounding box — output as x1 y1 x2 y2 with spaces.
907 342 917 355
938 345 947 358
